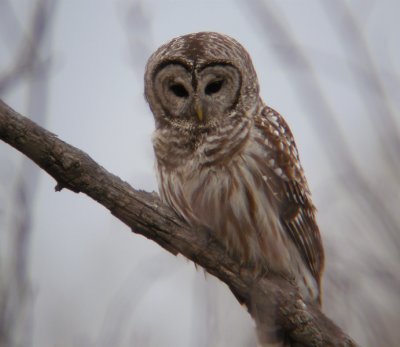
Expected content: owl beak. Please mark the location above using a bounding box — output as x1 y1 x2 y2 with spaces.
195 102 204 122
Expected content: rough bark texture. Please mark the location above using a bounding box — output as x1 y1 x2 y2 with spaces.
0 99 358 347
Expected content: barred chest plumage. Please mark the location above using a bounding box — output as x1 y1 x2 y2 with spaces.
152 113 309 286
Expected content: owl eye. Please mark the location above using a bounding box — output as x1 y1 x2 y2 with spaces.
205 80 223 95
169 83 189 98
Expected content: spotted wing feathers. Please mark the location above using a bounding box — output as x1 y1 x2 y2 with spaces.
255 106 324 286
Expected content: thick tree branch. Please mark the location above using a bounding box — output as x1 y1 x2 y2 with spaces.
0 99 358 347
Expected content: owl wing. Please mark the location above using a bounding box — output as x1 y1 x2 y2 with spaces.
255 106 324 285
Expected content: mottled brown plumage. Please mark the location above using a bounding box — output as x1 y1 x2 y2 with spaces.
144 33 324 326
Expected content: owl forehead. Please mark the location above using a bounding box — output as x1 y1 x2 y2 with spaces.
149 32 257 76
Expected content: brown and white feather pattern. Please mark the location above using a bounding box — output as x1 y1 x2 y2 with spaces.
254 106 324 296
146 32 324 347
145 32 324 346
153 104 324 303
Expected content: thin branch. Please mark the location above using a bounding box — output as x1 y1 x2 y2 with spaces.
0 99 358 347
0 1 56 346
0 0 54 94
322 0 400 168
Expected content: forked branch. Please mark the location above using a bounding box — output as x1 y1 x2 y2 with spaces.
0 99 358 347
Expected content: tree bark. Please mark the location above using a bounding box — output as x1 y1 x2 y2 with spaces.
0 99 358 347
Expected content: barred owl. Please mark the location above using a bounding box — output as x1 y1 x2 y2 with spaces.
145 32 324 334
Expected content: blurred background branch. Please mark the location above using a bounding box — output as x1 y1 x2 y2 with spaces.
0 1 55 346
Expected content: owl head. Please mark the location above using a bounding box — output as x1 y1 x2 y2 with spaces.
144 32 260 132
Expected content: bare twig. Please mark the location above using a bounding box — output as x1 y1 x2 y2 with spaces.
0 99 358 346
322 0 400 169
0 0 54 94
0 1 55 346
